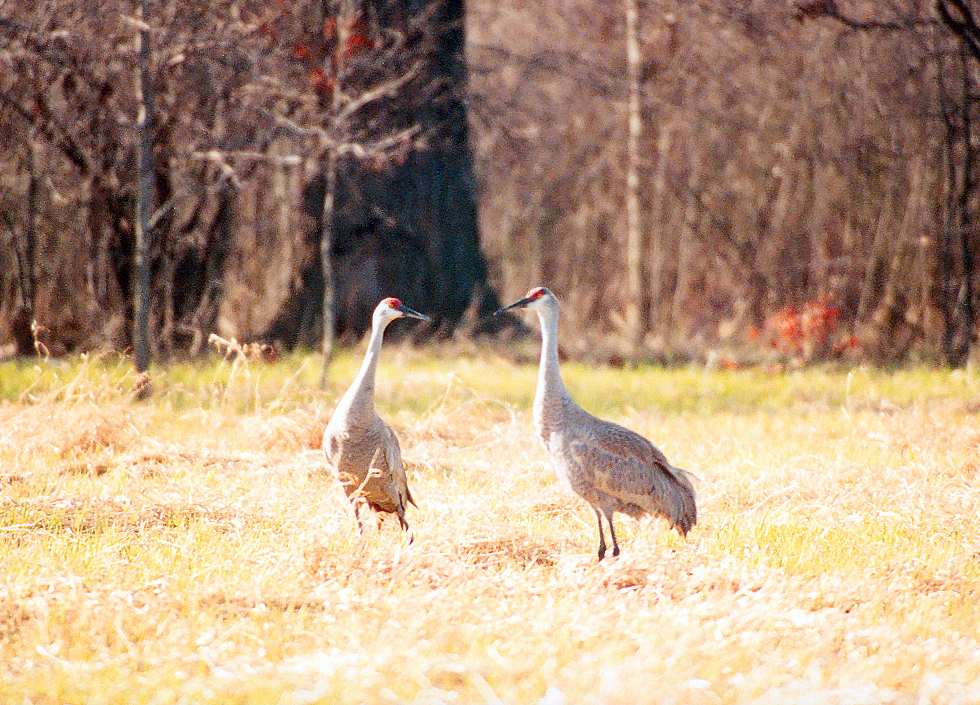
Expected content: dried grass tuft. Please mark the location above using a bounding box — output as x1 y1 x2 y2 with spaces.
4 402 139 458
458 535 557 568
243 407 328 452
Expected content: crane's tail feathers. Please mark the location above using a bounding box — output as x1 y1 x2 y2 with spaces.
661 465 698 537
672 466 699 495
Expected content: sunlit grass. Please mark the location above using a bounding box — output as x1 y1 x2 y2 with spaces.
1 350 978 704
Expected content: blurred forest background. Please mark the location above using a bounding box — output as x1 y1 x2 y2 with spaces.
1 0 978 366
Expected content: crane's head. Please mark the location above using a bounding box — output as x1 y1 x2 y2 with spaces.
374 297 431 325
494 286 558 316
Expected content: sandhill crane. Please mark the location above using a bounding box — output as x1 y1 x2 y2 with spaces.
323 297 429 536
496 287 697 559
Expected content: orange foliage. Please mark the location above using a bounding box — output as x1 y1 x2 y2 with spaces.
758 296 856 362
309 67 334 97
343 32 373 60
719 357 741 370
258 22 277 40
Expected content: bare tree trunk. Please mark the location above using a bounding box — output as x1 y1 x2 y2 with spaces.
81 175 97 302
648 125 671 332
869 157 926 360
937 45 977 367
20 143 38 353
2 142 38 356
189 179 236 354
320 148 338 386
320 0 352 387
953 46 976 365
133 0 155 375
857 195 892 323
624 0 647 350
24 142 37 319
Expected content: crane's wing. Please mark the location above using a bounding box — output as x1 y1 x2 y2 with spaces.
570 431 697 536
380 422 416 511
589 416 696 493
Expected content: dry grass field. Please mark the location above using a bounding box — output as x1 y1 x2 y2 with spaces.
1 349 978 705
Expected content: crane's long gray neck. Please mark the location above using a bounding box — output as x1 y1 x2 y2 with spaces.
344 318 388 418
534 306 569 429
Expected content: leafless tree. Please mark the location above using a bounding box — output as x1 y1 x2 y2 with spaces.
624 0 647 349
133 0 155 374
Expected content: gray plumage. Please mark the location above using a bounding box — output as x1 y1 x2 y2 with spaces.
497 287 697 559
323 298 427 534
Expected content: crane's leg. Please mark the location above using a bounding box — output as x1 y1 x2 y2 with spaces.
397 512 414 543
353 501 365 535
595 508 607 561
603 510 620 557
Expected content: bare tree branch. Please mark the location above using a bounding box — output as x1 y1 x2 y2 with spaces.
337 62 422 123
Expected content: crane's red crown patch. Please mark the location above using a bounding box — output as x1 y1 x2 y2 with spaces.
384 297 402 308
528 288 546 300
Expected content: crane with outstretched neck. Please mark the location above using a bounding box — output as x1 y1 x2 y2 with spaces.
496 287 697 559
323 297 429 537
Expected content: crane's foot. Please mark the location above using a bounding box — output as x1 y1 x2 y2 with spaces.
398 517 413 543
605 511 621 558
597 545 606 561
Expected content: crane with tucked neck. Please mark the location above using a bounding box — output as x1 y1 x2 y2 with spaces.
497 287 697 559
323 297 429 536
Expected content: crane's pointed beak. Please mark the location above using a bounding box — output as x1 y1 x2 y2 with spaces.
494 296 533 316
397 304 431 322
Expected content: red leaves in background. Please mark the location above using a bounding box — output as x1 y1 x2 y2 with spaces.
258 22 278 40
833 334 860 354
344 31 373 60
262 9 373 97
309 67 334 97
758 296 857 362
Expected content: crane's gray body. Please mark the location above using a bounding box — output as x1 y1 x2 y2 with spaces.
324 402 412 525
514 288 696 555
535 393 696 535
323 302 415 530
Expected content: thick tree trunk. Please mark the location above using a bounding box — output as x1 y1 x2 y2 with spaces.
937 46 977 367
261 0 505 349
133 0 155 374
933 2 980 366
952 47 976 365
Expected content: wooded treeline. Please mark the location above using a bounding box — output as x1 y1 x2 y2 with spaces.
0 0 498 367
473 0 978 364
1 0 978 365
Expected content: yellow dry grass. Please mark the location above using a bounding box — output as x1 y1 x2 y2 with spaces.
0 351 978 704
